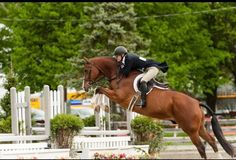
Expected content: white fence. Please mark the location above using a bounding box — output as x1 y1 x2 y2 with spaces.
0 85 70 159
8 85 65 139
73 129 148 159
72 93 144 159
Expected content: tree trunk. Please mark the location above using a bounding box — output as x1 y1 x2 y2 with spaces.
233 58 236 85
231 45 236 85
204 87 217 113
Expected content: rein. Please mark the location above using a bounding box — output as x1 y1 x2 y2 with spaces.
84 60 119 87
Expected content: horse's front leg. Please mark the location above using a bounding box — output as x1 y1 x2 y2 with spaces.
96 87 118 102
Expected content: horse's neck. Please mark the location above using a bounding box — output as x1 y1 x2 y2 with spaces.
105 64 117 80
111 71 140 90
130 71 142 77
97 59 117 79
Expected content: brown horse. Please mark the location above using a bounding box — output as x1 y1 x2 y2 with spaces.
82 56 235 159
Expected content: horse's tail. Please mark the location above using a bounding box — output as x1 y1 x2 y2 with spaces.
200 102 236 157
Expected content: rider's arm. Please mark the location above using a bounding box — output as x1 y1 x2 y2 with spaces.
120 57 134 77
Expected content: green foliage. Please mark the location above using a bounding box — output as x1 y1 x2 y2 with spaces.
206 3 236 84
0 73 17 119
82 115 95 127
0 116 11 133
50 114 84 148
148 134 164 154
6 3 89 92
0 23 12 72
131 115 164 153
0 8 13 73
0 93 10 118
134 2 232 98
70 2 151 89
110 113 122 121
31 112 37 127
0 2 235 109
81 2 151 56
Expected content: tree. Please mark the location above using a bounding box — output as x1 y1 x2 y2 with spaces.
70 2 151 89
0 72 17 119
6 3 88 92
203 2 236 85
134 2 231 111
190 2 234 111
0 3 13 73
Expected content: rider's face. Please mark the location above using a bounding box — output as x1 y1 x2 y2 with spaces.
115 55 123 62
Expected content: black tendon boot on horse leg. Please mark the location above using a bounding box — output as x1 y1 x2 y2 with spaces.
140 81 148 107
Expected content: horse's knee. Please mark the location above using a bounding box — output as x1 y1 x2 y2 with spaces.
199 125 218 153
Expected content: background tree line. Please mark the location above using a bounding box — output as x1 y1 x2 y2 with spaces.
0 2 236 115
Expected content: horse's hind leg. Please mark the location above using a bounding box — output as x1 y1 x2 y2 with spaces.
188 132 207 159
199 123 218 152
198 124 224 159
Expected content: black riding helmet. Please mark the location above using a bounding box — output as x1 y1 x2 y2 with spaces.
113 46 128 56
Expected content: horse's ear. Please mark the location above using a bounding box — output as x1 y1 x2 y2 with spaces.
83 57 90 64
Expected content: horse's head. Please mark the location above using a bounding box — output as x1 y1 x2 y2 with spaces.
82 56 118 91
82 57 102 91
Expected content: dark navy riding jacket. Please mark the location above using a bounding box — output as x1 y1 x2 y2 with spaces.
119 53 168 77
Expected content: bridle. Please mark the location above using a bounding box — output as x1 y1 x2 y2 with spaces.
83 58 119 87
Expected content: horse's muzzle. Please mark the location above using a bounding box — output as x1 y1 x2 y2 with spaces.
82 80 90 92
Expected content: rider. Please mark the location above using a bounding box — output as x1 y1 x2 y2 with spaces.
113 45 168 108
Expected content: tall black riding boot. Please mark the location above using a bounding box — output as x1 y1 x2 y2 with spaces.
140 81 148 107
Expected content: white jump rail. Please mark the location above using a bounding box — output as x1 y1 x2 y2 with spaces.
0 142 48 152
73 136 136 159
79 129 130 136
0 135 49 142
0 142 69 159
0 148 70 159
73 136 130 149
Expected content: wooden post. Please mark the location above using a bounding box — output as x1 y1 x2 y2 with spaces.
10 87 18 135
24 86 31 135
43 85 51 137
126 110 132 132
57 85 64 114
106 107 111 131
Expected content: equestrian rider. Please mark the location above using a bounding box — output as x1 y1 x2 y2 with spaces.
113 46 168 108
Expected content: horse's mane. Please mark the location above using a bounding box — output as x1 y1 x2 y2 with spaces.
90 56 116 63
89 56 117 74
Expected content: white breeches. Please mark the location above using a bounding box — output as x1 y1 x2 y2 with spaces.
140 67 159 82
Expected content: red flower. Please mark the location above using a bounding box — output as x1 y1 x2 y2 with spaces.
119 153 126 158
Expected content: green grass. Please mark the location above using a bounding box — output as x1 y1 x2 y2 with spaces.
164 132 188 137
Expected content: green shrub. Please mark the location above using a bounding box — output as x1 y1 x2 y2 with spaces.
131 115 164 154
83 115 95 126
110 113 122 121
0 116 11 133
50 114 84 148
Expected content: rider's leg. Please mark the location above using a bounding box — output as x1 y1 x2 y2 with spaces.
141 67 159 82
140 67 159 107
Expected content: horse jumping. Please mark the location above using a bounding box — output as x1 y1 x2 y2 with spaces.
82 56 235 159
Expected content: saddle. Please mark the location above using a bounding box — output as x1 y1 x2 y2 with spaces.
137 78 169 94
128 74 169 111
133 73 169 94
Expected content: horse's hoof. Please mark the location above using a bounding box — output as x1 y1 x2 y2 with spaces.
95 87 101 94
